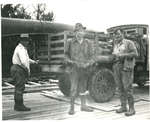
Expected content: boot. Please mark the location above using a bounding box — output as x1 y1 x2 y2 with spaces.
80 95 93 112
116 95 127 113
14 104 31 111
125 95 135 116
14 92 31 111
116 106 127 113
68 97 75 115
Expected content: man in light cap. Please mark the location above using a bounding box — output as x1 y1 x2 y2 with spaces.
11 33 38 111
64 23 95 115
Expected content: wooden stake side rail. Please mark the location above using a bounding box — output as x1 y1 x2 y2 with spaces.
50 39 64 44
51 54 64 59
51 47 64 51
50 60 63 64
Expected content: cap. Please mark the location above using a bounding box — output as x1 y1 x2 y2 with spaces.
20 33 29 38
74 23 86 32
20 33 30 42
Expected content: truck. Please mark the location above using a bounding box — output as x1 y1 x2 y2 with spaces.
2 17 149 102
54 24 149 102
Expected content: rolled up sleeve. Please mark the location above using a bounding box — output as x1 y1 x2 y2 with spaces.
128 41 138 57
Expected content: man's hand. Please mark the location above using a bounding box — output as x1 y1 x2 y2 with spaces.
112 53 125 60
79 62 91 68
89 59 95 66
117 54 127 60
68 60 74 64
64 59 76 65
35 60 39 64
109 54 116 61
83 62 90 68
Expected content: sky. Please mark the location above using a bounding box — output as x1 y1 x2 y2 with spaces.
47 0 150 32
1 0 150 32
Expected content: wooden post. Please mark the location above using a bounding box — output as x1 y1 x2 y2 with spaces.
48 34 51 61
63 31 67 53
33 40 36 60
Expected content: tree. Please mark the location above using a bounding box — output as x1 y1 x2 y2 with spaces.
1 4 54 21
41 12 54 21
1 4 14 17
1 4 31 19
33 3 54 21
13 4 31 19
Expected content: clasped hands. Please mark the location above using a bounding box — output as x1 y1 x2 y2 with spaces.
65 59 95 68
112 53 126 61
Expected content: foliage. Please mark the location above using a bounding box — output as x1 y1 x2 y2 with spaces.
1 4 31 19
33 3 54 21
1 3 54 21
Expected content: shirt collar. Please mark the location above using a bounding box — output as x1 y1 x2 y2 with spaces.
73 38 86 44
18 43 27 50
117 39 125 46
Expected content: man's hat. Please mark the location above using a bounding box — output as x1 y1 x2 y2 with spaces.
20 33 29 38
20 33 30 42
74 23 86 32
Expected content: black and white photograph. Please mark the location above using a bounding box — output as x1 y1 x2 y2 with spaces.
1 0 150 120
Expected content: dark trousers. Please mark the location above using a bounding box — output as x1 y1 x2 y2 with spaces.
113 62 134 106
69 67 88 98
10 64 27 105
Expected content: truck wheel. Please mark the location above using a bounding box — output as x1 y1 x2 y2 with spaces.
137 82 145 87
89 68 116 102
134 73 147 87
135 79 146 87
58 73 71 96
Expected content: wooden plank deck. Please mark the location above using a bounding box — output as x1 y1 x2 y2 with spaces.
2 85 150 120
2 79 59 95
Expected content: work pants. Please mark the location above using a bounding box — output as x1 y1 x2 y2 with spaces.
10 64 27 106
113 62 134 106
69 67 89 98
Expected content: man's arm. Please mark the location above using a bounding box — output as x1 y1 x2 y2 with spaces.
29 59 39 64
86 40 95 66
29 59 35 64
64 39 74 64
118 41 138 59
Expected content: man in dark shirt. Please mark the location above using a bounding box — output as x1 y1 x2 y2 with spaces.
64 23 94 115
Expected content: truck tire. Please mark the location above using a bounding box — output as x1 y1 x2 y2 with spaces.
58 73 71 96
134 64 148 87
89 68 116 102
134 77 146 87
137 82 146 87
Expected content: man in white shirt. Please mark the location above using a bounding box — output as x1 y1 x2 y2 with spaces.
11 33 38 111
